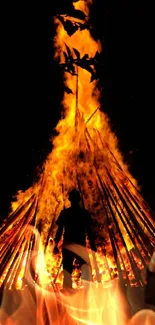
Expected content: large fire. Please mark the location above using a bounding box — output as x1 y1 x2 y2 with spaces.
0 1 155 323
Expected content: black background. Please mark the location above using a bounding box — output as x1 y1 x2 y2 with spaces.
0 0 154 222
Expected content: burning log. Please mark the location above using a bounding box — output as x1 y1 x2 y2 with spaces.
0 196 37 288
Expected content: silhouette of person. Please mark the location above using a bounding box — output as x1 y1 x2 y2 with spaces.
53 189 97 289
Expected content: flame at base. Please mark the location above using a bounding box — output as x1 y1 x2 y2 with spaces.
0 276 155 325
0 228 155 325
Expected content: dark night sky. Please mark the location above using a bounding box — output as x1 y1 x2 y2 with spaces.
0 1 154 222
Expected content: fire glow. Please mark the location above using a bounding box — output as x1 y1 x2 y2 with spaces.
0 0 155 324
0 228 155 325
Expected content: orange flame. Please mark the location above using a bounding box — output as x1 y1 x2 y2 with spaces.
0 0 155 296
0 230 154 325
